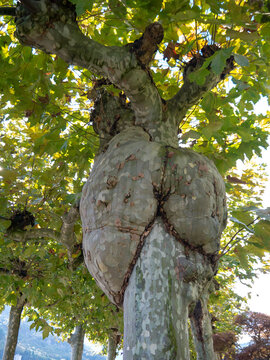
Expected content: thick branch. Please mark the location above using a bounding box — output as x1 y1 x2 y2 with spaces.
60 203 80 251
14 0 168 142
15 0 136 83
127 22 164 66
167 47 234 127
0 7 16 16
7 228 60 242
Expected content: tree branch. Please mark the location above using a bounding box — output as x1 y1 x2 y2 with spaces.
218 217 259 258
6 205 80 253
14 0 168 142
60 202 80 252
167 46 234 128
15 0 135 83
127 22 164 67
7 228 60 242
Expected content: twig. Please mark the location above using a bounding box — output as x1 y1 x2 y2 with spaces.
179 104 199 128
219 217 259 258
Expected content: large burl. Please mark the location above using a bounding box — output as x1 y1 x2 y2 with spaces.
80 101 226 306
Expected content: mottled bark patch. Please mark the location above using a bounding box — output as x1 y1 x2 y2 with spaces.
81 126 226 306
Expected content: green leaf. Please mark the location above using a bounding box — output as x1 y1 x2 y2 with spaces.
254 221 270 249
235 245 249 269
232 78 250 91
233 53 249 67
230 217 255 233
42 325 51 339
188 68 210 85
70 0 93 16
201 92 216 112
181 130 201 142
226 29 260 42
211 47 234 75
254 208 270 221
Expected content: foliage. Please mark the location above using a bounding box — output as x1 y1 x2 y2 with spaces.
234 311 270 360
215 311 270 360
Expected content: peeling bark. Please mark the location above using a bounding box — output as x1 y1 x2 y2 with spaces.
68 325 85 360
123 218 215 359
3 295 26 360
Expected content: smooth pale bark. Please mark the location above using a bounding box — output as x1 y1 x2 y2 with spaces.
68 325 85 360
124 218 215 360
107 331 119 360
3 295 26 360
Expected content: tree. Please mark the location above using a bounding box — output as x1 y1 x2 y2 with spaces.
234 311 270 360
0 0 270 359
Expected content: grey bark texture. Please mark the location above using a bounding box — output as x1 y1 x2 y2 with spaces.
80 126 226 305
12 1 234 358
107 331 120 360
68 325 85 360
3 295 26 360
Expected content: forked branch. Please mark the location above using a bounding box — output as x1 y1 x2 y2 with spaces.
167 46 234 127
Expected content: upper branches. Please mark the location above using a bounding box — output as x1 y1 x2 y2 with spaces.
11 0 167 140
14 0 135 82
1 0 234 145
6 202 80 264
167 46 235 128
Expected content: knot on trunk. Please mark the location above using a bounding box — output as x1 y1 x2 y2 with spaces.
81 127 226 305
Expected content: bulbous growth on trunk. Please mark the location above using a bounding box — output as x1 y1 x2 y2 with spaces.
80 126 226 306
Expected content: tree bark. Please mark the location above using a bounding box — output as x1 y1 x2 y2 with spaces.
123 218 215 360
68 325 85 360
189 296 216 360
107 331 119 360
3 295 26 360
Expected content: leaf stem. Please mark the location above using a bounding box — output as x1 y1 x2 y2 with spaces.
219 217 259 258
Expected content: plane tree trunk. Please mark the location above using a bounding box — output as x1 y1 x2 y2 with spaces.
68 325 85 360
107 330 120 360
12 1 234 358
3 295 26 360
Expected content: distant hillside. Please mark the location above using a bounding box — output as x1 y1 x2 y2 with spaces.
0 307 105 360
